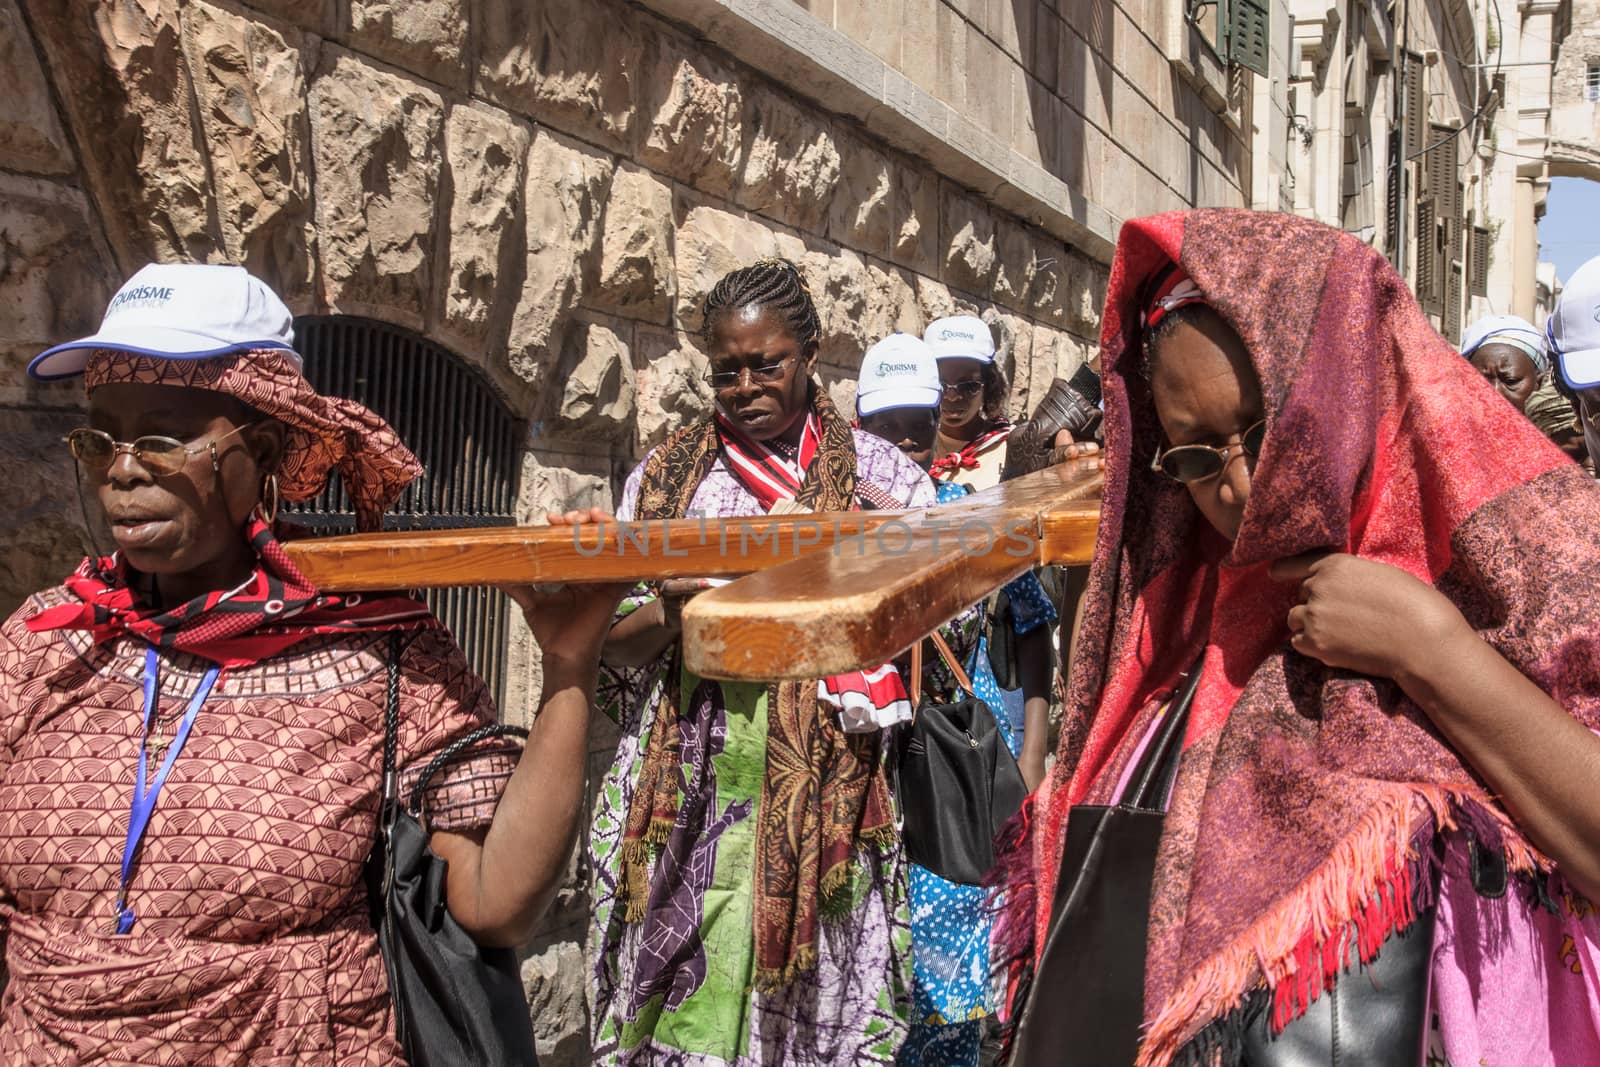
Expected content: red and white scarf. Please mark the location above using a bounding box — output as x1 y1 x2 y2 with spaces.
714 409 822 511
714 410 912 730
27 518 432 669
929 424 1012 480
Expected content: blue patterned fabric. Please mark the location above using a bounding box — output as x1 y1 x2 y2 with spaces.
901 482 1038 1065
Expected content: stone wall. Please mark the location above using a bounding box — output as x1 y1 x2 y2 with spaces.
804 0 1253 221
1551 0 1600 177
0 0 1240 1060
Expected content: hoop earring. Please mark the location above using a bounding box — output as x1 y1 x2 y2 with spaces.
259 473 280 525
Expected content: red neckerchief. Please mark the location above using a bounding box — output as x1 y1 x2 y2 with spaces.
714 410 821 510
27 517 431 668
929 424 1012 480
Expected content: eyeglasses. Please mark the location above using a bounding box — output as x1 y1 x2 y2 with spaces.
1150 419 1266 483
704 356 796 391
66 424 255 477
940 379 984 399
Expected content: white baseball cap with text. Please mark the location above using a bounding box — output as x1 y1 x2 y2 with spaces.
1550 255 1600 391
923 314 997 364
28 262 299 381
856 333 941 415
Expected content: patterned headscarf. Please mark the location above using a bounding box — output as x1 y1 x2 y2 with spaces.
1460 314 1549 373
84 348 423 532
1009 210 1600 1065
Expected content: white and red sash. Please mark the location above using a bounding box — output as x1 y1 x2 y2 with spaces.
929 424 1011 481
714 409 912 731
714 410 821 512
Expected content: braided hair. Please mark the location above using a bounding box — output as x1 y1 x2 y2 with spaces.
700 259 822 353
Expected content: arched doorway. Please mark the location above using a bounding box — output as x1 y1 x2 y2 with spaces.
286 316 523 708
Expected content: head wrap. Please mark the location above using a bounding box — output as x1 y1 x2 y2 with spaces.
1524 375 1580 438
1007 210 1598 1065
1141 265 1207 330
84 348 423 532
1460 314 1548 372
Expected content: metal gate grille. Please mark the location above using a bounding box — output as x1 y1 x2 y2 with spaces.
286 316 522 709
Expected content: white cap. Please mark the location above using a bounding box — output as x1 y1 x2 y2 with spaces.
1550 255 1600 390
924 314 996 364
857 333 941 416
28 263 299 381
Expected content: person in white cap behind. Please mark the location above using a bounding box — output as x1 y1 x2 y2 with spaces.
855 332 943 468
855 330 1058 1067
923 314 1013 490
1547 254 1600 474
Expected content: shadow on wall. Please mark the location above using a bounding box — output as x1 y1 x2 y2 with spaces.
1011 0 1234 214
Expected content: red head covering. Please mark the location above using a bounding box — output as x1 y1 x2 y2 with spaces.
28 348 432 666
1027 210 1599 1063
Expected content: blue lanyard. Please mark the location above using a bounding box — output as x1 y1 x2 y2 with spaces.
114 646 219 935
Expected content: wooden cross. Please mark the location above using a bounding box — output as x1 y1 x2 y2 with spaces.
283 460 1103 681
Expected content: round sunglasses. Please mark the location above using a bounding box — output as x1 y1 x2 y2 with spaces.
940 379 984 399
1150 419 1266 483
66 424 255 478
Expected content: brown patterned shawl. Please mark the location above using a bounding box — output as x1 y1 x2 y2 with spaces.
619 383 896 988
1024 210 1600 1064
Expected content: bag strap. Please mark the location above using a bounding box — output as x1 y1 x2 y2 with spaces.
1124 658 1203 811
379 632 403 826
910 641 923 708
377 632 409 1053
928 629 974 695
407 722 530 816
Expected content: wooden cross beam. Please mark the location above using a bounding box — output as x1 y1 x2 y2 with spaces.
282 459 1103 679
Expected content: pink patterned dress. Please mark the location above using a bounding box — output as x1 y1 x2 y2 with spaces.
0 588 514 1065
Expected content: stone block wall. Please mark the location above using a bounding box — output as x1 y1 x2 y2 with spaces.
794 0 1253 226
0 0 1239 1059
1551 0 1600 175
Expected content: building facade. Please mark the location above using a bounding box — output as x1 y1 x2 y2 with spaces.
4 0 1591 1059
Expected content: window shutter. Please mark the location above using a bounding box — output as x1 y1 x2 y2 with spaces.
1416 198 1441 314
1469 225 1490 297
1427 125 1460 219
1227 0 1270 75
1402 54 1427 160
1444 262 1464 345
1385 131 1404 264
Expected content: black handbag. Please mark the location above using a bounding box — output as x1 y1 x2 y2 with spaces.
1237 899 1436 1066
895 630 1029 886
368 634 540 1066
1008 657 1438 1067
985 590 1021 691
1008 662 1201 1067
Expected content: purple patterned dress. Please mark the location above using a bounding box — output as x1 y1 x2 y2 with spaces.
590 430 935 1066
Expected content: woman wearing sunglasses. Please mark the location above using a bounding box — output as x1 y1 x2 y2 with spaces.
0 263 620 1063
924 315 1014 490
1003 212 1600 1067
591 260 936 1066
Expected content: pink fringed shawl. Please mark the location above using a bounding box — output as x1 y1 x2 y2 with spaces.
1029 210 1600 1063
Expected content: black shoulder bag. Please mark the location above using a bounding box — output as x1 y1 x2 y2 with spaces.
368 633 540 1066
1008 658 1438 1067
1008 661 1201 1067
895 630 1029 886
